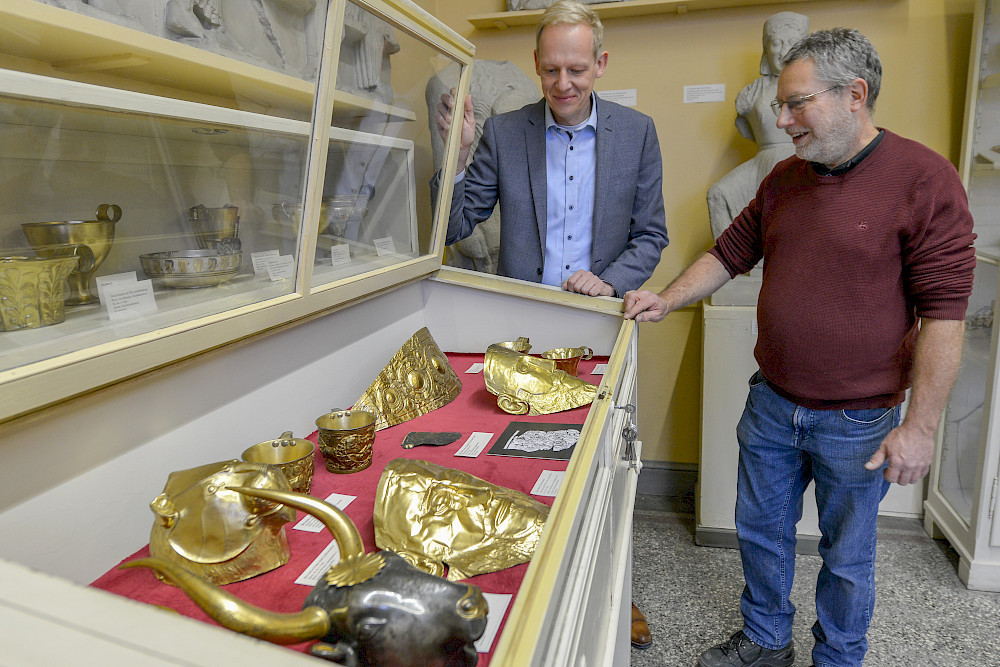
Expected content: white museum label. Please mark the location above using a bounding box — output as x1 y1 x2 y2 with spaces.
251 249 280 274
374 236 396 256
455 432 494 458
597 88 637 107
531 470 566 497
266 254 295 281
683 83 726 103
330 244 351 266
96 272 136 305
295 540 341 586
591 363 607 375
294 493 356 532
465 362 484 374
475 593 513 653
105 280 157 321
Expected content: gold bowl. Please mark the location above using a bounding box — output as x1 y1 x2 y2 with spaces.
140 249 242 288
242 431 316 494
21 203 120 306
0 255 79 331
189 204 240 250
541 346 594 376
315 409 376 474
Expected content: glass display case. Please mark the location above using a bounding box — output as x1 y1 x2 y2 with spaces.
0 2 643 664
924 0 1000 592
0 0 471 423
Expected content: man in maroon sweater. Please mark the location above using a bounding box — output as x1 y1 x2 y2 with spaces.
625 28 975 667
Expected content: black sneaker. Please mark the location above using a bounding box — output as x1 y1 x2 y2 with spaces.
697 630 794 667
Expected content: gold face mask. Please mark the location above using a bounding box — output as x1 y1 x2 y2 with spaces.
373 458 549 581
483 343 598 415
148 460 297 585
353 327 462 430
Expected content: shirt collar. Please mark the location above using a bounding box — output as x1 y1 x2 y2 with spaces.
811 129 885 176
544 93 598 134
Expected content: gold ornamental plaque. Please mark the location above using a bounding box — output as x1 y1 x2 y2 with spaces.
484 343 597 415
374 458 549 581
353 327 462 430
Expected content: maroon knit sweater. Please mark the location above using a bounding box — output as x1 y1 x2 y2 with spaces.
710 130 976 409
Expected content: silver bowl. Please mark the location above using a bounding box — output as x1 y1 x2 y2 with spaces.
140 249 242 288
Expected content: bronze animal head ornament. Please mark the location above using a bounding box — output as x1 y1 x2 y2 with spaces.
126 487 489 666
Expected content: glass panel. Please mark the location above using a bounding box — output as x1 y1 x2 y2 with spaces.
311 0 463 286
10 0 332 121
969 0 1000 250
0 86 311 372
938 258 998 524
0 2 330 373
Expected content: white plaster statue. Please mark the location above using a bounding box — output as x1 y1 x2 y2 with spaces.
506 0 618 10
425 60 540 274
336 3 401 105
40 0 327 82
706 12 809 240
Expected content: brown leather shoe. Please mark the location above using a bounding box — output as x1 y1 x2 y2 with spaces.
631 602 652 649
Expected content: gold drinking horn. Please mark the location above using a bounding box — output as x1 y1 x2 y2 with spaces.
123 486 366 644
121 557 330 644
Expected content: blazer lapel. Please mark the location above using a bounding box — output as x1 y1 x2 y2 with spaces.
593 102 614 250
525 100 548 251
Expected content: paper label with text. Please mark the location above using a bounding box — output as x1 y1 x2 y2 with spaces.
455 432 493 458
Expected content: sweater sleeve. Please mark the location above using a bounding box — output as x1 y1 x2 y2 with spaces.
902 162 976 320
709 180 766 277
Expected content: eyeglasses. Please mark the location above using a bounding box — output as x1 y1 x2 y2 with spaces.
770 85 842 117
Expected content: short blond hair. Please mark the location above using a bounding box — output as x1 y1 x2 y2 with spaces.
535 0 604 61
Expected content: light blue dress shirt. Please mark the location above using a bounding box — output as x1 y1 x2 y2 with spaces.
541 96 598 287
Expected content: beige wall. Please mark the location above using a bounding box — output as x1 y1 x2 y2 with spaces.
418 0 976 464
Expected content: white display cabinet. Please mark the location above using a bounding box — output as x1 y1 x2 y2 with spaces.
0 0 642 663
922 0 1000 589
0 274 640 666
0 0 472 422
924 0 1000 593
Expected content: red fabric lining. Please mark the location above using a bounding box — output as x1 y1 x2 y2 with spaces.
91 352 606 664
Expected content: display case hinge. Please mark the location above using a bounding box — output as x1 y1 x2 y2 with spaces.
614 403 639 469
989 475 999 521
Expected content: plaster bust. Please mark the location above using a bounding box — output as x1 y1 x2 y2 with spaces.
706 12 810 240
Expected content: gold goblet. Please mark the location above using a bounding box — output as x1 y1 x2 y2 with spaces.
22 204 121 306
188 204 239 250
0 255 79 331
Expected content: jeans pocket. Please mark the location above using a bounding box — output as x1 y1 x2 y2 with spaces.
840 406 895 425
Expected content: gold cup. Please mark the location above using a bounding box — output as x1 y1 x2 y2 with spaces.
188 204 240 250
540 346 594 376
241 431 316 494
21 203 120 306
315 409 376 474
0 255 79 331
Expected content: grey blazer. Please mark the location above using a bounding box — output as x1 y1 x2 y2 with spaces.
442 98 668 295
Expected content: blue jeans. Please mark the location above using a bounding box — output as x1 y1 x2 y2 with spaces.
735 371 898 667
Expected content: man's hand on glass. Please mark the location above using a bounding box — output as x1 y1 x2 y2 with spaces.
435 88 475 173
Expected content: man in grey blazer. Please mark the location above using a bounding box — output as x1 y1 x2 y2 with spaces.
434 0 668 298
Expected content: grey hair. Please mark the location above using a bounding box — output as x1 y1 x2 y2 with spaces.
782 28 882 111
536 0 604 61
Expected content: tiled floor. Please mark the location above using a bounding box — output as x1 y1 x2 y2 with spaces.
629 493 1000 666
